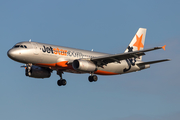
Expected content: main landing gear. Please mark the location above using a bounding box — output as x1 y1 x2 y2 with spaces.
56 71 98 86
88 74 98 82
57 71 67 86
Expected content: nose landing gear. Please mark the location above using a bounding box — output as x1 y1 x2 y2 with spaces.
25 63 32 76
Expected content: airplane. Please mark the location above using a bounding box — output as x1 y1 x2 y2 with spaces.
7 28 170 86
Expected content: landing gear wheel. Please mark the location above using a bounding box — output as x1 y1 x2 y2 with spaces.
25 64 32 76
57 71 67 86
92 75 98 82
61 79 67 86
57 80 61 86
57 79 67 86
88 76 93 82
88 75 98 82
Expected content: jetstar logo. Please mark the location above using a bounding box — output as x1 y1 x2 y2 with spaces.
133 34 144 50
42 45 54 54
53 48 67 56
42 45 94 58
42 45 67 56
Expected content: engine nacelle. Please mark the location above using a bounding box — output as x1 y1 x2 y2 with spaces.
72 60 97 72
26 65 51 78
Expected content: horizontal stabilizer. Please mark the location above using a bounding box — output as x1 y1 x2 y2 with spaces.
137 59 170 66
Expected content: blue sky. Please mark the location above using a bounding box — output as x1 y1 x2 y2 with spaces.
0 0 180 120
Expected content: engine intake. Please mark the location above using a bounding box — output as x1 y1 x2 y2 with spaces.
26 65 51 78
72 60 97 72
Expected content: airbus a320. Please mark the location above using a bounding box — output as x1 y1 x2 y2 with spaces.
7 28 170 86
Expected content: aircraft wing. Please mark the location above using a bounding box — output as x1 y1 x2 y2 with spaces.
91 46 165 67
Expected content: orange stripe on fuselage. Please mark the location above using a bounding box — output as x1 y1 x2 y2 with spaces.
56 61 69 67
94 70 118 75
35 62 118 75
35 61 73 69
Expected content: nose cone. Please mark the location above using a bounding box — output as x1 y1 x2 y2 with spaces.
7 49 17 60
8 48 28 63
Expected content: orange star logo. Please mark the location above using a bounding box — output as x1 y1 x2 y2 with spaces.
133 34 144 50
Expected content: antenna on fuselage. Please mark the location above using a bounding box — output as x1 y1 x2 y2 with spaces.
91 49 93 51
29 39 31 42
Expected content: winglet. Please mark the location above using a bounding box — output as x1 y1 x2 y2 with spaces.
162 45 166 50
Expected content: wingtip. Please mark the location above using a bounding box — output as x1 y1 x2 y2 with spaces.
162 45 166 50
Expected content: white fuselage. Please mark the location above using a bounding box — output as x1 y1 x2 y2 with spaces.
7 41 150 75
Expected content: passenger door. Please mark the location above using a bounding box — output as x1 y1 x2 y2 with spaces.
31 43 39 55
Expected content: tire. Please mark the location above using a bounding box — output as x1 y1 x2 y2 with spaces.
92 75 98 82
57 80 62 86
62 79 67 86
88 76 93 82
57 79 67 86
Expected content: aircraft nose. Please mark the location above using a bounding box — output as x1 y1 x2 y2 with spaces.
7 49 17 59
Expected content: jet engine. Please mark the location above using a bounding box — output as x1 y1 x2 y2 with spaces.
26 65 51 78
72 60 97 72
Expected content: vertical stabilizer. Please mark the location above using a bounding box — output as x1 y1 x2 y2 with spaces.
124 28 147 60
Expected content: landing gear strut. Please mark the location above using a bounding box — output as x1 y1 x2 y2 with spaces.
88 73 98 82
25 63 32 76
57 71 67 86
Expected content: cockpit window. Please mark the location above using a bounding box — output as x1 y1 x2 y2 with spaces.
14 45 20 48
13 45 27 48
